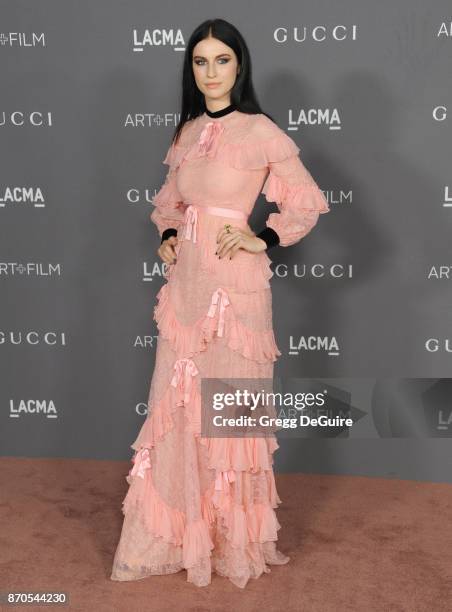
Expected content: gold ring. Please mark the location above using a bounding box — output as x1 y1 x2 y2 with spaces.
225 224 231 233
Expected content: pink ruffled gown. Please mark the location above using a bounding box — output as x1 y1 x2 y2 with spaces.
110 109 330 588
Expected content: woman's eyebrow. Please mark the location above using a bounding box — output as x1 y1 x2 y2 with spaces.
192 53 232 59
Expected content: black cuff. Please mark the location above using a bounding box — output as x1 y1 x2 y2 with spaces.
256 227 280 250
161 228 178 244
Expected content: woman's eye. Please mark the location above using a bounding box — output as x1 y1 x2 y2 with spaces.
194 58 230 66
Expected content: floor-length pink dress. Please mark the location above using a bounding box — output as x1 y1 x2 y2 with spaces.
110 109 330 588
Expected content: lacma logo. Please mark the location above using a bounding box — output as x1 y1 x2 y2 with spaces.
132 28 185 52
143 260 169 282
0 186 46 207
10 399 58 419
289 335 340 357
287 108 341 131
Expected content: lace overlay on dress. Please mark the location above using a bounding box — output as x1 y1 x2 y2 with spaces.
110 110 329 589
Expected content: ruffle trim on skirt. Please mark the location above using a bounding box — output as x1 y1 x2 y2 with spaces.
122 447 283 571
116 351 287 586
154 282 281 365
131 378 279 473
197 436 279 472
122 457 214 567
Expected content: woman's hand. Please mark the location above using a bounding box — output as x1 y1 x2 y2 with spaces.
216 225 267 259
157 235 178 265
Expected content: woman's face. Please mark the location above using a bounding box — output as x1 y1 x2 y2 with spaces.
192 36 240 108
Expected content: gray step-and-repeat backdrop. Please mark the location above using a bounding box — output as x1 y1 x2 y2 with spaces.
2 2 452 483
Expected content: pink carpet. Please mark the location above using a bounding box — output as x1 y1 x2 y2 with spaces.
1 456 451 611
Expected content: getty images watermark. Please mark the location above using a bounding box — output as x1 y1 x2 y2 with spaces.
199 377 452 439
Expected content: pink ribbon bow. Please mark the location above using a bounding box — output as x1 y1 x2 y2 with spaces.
183 205 198 243
214 469 236 491
207 288 230 337
170 358 199 404
197 121 225 158
129 448 151 479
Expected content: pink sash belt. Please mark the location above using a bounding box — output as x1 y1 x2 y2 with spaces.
183 204 248 243
203 205 248 220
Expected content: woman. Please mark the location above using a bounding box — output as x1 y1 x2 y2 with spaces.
110 18 330 589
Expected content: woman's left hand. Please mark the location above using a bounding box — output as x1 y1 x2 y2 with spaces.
216 225 267 259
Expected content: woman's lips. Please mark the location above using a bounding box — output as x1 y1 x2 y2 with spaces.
206 83 221 88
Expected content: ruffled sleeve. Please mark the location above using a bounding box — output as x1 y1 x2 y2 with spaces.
150 142 187 237
259 127 330 247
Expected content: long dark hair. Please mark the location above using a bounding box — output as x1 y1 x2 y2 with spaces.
171 18 274 146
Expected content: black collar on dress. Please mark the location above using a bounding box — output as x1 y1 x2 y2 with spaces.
205 103 237 118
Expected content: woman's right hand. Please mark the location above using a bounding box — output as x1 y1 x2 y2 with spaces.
157 235 178 265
